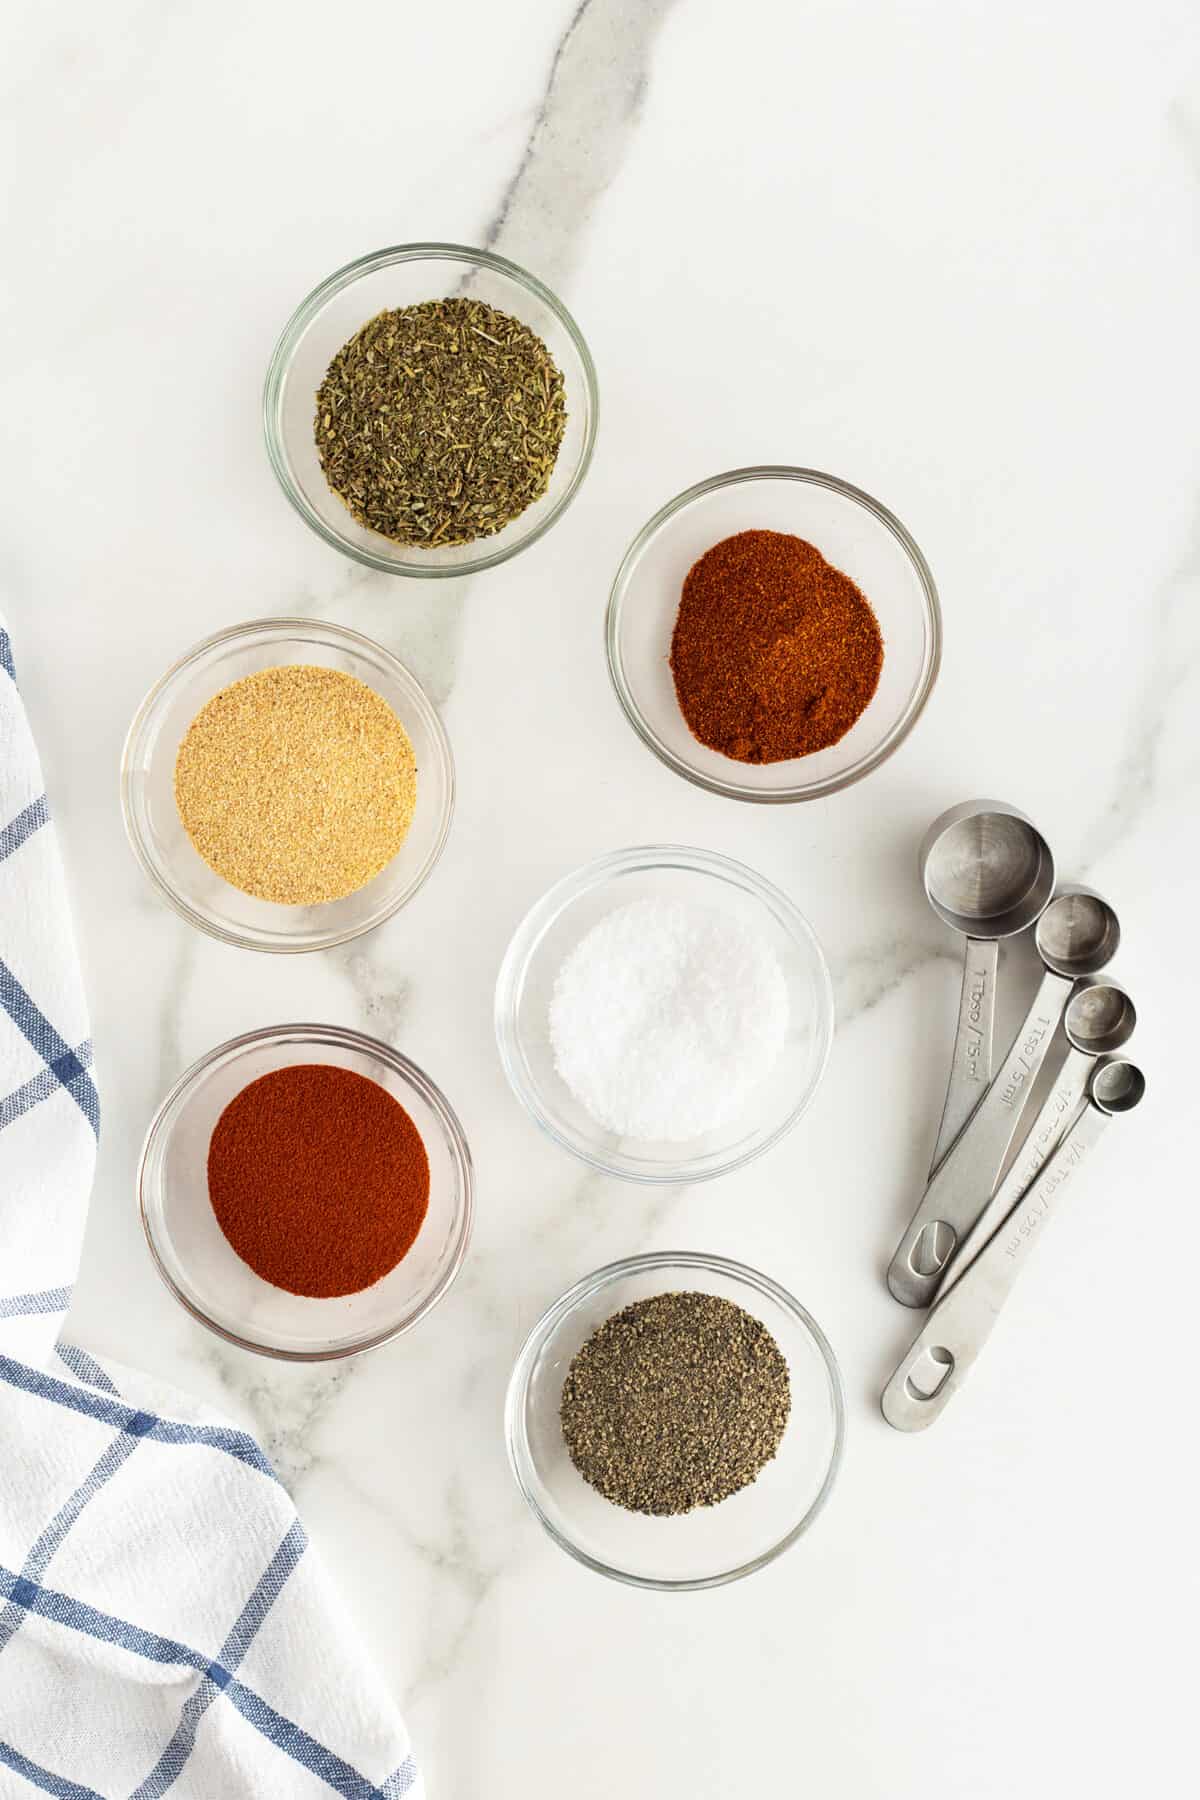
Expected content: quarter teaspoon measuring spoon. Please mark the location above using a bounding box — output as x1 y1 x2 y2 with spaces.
881 1058 1146 1431
888 886 1121 1309
937 977 1135 1294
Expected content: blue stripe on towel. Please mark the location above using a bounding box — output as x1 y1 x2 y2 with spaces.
0 1563 207 1674
0 1741 104 1800
0 1563 395 1800
130 1521 308 1799
0 1045 94 1135
0 1357 275 1480
0 795 49 863
0 960 99 1136
0 1287 72 1320
382 1758 420 1797
54 1342 119 1395
0 1426 146 1657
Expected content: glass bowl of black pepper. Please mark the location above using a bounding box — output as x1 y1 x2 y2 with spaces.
264 243 598 577
606 467 942 802
506 1252 845 1590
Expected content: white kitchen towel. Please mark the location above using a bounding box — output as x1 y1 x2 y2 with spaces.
0 617 422 1800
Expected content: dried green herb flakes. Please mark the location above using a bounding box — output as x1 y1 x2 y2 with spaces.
314 297 567 548
560 1291 791 1517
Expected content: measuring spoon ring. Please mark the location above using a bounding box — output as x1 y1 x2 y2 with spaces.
881 1057 1146 1431
920 801 1055 1175
888 885 1121 1308
938 977 1135 1293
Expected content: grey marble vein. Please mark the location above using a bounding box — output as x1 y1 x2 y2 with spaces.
831 933 951 1029
1076 99 1200 874
320 0 681 1028
393 1474 511 1705
195 1342 361 1492
297 0 678 721
1078 487 1200 873
328 945 412 1043
485 0 681 289
153 926 197 1093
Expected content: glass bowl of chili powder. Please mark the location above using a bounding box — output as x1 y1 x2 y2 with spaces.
138 1023 473 1360
606 466 941 802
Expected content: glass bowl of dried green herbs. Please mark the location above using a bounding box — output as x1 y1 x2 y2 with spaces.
264 243 598 577
506 1252 845 1589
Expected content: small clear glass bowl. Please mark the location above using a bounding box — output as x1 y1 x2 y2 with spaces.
494 846 834 1183
138 1023 473 1361
506 1252 845 1589
263 242 598 577
121 617 454 953
607 466 941 802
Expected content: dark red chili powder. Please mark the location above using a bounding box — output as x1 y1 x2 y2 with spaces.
669 529 884 763
207 1064 429 1298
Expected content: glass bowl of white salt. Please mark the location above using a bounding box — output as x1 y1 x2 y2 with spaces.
494 846 834 1183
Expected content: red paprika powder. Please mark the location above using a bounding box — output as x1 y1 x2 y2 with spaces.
207 1064 429 1298
669 529 884 763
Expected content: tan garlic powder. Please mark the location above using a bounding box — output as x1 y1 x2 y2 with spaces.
174 665 417 905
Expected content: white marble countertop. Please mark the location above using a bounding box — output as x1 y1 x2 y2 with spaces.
5 1 1198 1793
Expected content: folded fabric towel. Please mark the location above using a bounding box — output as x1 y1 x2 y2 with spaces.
0 616 422 1800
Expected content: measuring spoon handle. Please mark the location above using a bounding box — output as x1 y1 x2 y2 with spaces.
888 966 1074 1308
881 1103 1113 1430
929 938 998 1174
939 1045 1093 1293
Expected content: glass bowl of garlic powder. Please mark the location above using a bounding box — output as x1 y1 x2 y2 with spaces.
494 845 834 1183
121 617 454 951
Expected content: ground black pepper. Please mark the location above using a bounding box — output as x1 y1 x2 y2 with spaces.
560 1291 791 1516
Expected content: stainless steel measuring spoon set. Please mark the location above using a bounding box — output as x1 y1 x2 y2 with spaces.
882 800 1145 1431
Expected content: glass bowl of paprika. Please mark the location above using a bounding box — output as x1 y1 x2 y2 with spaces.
606 466 941 802
138 1023 473 1360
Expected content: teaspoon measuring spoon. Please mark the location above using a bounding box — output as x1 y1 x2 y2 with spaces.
881 1058 1146 1431
938 977 1136 1294
920 800 1055 1177
888 885 1121 1309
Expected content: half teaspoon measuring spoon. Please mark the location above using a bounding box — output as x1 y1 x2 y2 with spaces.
920 801 1055 1179
888 886 1121 1308
881 1058 1146 1431
937 977 1135 1294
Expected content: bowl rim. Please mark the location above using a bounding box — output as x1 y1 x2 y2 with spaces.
493 843 835 1184
137 1021 474 1362
504 1249 847 1591
605 464 943 803
262 240 600 578
119 615 455 953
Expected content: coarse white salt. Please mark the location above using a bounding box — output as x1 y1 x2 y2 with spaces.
548 896 790 1142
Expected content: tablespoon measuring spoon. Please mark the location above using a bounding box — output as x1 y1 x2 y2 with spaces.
920 801 1056 1175
881 1057 1146 1431
888 885 1121 1308
939 977 1136 1293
